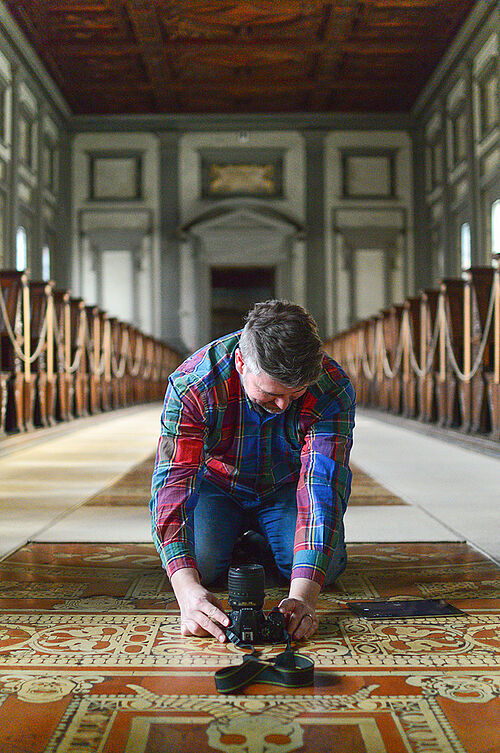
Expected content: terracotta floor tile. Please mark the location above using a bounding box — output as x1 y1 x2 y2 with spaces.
0 541 499 752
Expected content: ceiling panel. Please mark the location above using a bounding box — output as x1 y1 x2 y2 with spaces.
6 0 479 115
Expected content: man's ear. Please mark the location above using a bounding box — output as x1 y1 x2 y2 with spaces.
234 348 244 376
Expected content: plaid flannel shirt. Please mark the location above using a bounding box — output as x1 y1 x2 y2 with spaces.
150 330 355 587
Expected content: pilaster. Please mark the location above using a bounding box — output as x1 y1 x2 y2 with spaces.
158 130 183 349
302 129 326 337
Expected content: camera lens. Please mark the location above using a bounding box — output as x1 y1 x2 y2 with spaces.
228 564 265 609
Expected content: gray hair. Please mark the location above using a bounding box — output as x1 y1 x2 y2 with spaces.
239 300 323 387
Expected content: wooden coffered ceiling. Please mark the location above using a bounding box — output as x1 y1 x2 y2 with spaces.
7 1 478 116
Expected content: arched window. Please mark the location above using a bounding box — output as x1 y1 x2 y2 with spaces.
16 226 27 271
492 200 500 258
42 244 51 281
460 222 471 271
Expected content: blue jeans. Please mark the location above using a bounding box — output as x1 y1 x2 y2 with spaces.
188 478 347 586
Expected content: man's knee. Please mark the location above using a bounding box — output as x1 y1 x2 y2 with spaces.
195 536 232 586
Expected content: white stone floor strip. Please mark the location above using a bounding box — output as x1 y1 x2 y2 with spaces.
344 505 463 543
0 405 161 559
351 410 500 564
0 405 498 561
32 506 152 542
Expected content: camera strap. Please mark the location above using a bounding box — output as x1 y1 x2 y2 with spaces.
214 638 315 694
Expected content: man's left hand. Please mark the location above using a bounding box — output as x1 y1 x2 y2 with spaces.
278 596 319 640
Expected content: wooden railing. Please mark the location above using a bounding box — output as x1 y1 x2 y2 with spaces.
0 271 181 436
324 254 500 441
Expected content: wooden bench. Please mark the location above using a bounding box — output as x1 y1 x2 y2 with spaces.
402 296 421 418
25 281 54 430
0 271 25 434
418 289 440 423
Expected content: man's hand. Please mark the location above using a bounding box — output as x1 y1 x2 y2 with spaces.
278 577 321 641
171 567 229 643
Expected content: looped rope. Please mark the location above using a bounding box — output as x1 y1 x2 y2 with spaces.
67 312 87 374
28 314 48 363
407 307 441 378
360 326 378 380
0 283 50 364
110 329 128 378
0 283 25 359
380 318 406 379
442 280 496 382
128 336 144 377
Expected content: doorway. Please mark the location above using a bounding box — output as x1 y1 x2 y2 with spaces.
210 266 275 340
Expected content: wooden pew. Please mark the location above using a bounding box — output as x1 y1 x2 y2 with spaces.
389 304 405 414
486 255 500 440
0 271 25 434
128 326 144 404
379 309 392 412
52 289 72 422
108 317 120 409
402 296 421 418
436 279 465 428
419 289 440 423
100 312 112 412
461 268 495 433
70 298 88 418
25 281 54 430
363 315 379 408
110 319 128 408
85 304 104 415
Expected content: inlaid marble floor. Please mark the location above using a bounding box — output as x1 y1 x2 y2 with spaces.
0 541 499 753
0 406 498 751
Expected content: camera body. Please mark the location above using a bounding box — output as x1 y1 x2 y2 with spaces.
225 564 289 645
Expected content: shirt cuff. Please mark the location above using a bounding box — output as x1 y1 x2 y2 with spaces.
158 541 199 580
291 549 332 588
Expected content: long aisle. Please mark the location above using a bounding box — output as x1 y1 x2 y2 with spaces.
1 405 498 562
0 407 499 752
351 411 500 565
0 405 162 560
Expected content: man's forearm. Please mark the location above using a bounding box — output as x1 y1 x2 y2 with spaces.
289 577 321 608
171 566 201 596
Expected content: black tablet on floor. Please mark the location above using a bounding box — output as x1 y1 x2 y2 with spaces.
347 598 464 619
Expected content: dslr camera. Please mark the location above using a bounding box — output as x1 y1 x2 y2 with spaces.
225 564 289 646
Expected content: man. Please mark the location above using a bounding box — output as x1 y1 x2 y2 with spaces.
150 300 355 643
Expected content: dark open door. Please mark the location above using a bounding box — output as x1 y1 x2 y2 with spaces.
210 266 275 340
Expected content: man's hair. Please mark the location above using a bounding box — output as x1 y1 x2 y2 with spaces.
238 299 323 387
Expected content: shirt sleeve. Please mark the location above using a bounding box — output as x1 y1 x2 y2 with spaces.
150 375 207 578
292 375 356 588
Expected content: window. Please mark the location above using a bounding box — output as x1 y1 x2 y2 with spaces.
492 200 500 258
43 137 57 192
18 113 35 169
461 222 471 271
0 192 5 268
451 107 468 166
16 226 27 271
42 244 50 281
478 68 499 139
426 136 443 191
0 81 9 145
431 141 443 189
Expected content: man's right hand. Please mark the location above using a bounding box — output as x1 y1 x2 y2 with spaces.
170 567 229 643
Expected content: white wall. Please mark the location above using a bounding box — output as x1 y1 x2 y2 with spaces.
325 131 413 332
72 132 161 335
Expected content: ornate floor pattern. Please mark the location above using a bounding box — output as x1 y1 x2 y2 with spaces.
83 456 408 508
0 541 498 752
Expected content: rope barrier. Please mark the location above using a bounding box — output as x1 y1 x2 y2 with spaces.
407 307 442 378
1 271 180 435
442 280 496 382
0 284 25 360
